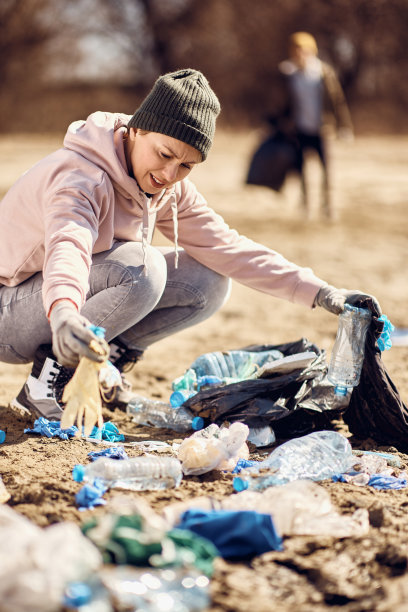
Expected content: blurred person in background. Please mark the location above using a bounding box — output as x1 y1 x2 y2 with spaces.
278 31 354 220
0 68 379 421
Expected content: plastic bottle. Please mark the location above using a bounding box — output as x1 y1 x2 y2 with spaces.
172 348 284 392
100 567 210 612
126 395 204 432
327 304 372 396
72 456 183 491
233 430 355 492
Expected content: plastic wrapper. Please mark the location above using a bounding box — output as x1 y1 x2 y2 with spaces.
183 338 347 438
178 422 249 475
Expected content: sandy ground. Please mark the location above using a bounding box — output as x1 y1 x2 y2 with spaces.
1 129 408 611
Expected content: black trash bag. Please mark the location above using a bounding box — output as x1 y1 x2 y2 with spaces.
246 131 300 192
183 338 347 439
343 317 408 452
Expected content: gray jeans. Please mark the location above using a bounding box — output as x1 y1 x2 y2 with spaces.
0 242 231 364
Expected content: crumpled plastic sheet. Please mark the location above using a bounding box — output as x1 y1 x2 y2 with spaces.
24 418 124 442
0 505 102 612
76 479 108 511
88 446 129 461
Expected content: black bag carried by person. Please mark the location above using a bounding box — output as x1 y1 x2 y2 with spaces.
246 130 299 192
183 338 346 439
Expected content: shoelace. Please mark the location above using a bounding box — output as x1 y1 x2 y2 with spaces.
50 363 75 406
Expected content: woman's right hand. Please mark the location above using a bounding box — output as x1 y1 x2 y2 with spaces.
49 301 108 367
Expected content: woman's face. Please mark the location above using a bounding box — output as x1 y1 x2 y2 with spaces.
125 129 202 194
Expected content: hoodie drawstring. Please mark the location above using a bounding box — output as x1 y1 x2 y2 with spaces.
171 197 179 269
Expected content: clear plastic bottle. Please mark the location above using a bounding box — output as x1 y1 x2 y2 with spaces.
72 456 183 491
100 567 210 612
172 348 284 392
327 304 372 396
233 430 355 492
126 395 204 432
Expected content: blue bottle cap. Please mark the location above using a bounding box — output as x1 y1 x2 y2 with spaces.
170 391 186 407
233 477 249 492
192 416 204 431
72 464 85 482
334 386 348 396
0 430 5 444
63 582 92 608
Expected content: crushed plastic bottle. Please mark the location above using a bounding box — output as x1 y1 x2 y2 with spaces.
126 395 204 432
172 348 284 393
327 304 372 396
233 430 355 491
73 456 183 491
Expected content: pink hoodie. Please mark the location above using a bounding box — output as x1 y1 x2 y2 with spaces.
0 112 324 314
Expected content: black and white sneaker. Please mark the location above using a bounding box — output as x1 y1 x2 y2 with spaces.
102 340 144 411
11 345 74 420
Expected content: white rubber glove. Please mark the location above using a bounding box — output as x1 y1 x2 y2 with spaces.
49 301 108 367
314 284 381 317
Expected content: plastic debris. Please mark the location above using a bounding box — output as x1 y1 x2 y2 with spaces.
88 446 129 461
24 418 124 442
377 314 395 351
247 425 276 447
0 429 5 444
176 508 283 558
82 511 217 576
73 456 183 491
99 566 210 612
76 479 108 511
0 505 102 612
233 430 354 491
178 422 249 475
24 417 78 440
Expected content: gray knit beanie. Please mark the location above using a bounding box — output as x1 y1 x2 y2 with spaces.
128 68 220 160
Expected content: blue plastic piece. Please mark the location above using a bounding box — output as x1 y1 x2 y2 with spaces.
75 479 107 510
88 446 128 461
63 582 92 608
334 385 348 397
25 417 78 440
232 458 261 474
0 430 5 444
88 421 125 442
377 314 394 351
73 464 86 483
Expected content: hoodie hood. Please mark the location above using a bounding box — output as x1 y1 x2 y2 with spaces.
63 111 179 270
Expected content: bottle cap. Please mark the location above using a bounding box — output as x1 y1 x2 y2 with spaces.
192 416 204 430
233 477 249 492
334 386 348 396
63 582 92 608
72 464 85 482
0 430 5 444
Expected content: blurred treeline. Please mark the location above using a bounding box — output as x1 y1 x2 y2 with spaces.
1 0 407 133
